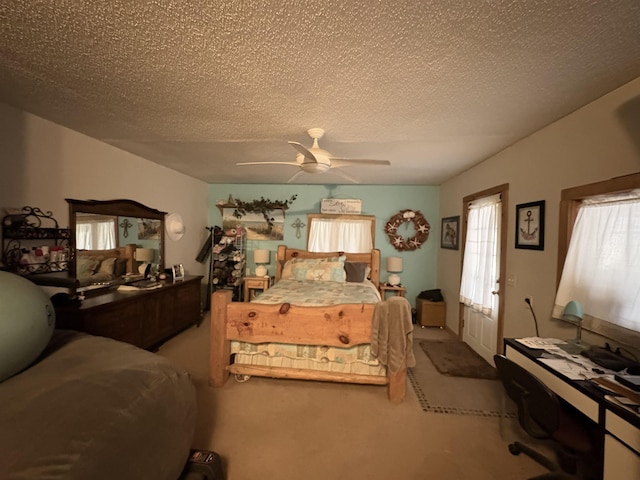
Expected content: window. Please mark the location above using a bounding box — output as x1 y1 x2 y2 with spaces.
555 173 640 348
307 214 375 253
76 216 116 250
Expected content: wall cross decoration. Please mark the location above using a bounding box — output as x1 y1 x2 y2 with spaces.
291 218 306 239
119 218 132 238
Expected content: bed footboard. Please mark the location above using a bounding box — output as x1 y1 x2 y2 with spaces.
208 289 408 403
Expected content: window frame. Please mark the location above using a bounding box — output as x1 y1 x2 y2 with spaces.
557 172 640 286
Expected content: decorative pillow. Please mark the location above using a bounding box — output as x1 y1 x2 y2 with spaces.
97 257 117 275
292 261 347 283
280 256 341 280
77 257 100 278
344 262 368 282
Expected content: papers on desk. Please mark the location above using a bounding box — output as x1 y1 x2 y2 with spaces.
538 348 613 380
515 337 567 349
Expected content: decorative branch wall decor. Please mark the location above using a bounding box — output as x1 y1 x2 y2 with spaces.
385 209 430 251
217 195 297 228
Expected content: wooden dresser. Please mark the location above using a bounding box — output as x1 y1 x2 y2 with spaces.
55 275 203 350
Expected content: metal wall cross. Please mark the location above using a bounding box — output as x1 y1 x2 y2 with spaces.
291 218 306 239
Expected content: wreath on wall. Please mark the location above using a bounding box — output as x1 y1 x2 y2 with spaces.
385 209 431 251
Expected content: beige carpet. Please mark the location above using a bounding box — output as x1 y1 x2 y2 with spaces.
157 315 548 480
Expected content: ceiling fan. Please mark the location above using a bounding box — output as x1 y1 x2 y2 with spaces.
236 128 391 183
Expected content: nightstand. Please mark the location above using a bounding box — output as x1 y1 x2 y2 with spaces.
379 284 406 298
243 276 272 302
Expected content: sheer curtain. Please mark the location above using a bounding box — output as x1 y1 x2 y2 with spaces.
459 194 501 315
76 220 116 250
554 192 640 332
307 218 373 253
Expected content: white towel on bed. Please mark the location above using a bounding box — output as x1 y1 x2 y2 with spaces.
371 296 416 374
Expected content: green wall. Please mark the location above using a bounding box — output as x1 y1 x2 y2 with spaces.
208 184 440 307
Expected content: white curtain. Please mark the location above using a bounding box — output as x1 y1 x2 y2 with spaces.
308 218 373 253
459 194 501 315
76 220 116 250
554 192 640 332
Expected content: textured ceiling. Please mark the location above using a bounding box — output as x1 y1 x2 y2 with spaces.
1 1 639 185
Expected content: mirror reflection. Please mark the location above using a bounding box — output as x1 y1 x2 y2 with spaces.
67 199 166 287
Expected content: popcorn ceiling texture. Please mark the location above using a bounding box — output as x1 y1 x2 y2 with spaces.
0 1 639 184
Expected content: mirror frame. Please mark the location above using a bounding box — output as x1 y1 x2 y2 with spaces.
66 198 167 277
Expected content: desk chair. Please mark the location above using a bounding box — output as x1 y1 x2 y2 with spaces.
493 355 594 479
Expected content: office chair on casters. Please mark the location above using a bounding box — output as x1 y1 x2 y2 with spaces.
493 355 595 480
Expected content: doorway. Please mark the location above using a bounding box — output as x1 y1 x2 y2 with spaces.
458 184 508 364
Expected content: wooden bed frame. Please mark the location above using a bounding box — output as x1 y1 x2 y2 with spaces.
209 245 409 403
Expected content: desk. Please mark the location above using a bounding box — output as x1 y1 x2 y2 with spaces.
505 339 640 480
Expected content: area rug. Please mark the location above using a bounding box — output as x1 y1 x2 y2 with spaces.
407 336 515 418
419 339 498 380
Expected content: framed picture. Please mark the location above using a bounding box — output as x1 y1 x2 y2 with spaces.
172 264 185 281
515 201 545 250
441 216 460 250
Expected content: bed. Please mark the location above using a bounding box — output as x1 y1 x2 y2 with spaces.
75 244 136 287
0 329 197 480
209 245 415 403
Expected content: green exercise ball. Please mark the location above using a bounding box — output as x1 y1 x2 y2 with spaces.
0 271 55 382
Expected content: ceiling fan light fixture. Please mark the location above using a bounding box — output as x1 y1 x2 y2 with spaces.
301 162 330 174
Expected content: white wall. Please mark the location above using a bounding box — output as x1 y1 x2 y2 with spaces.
0 102 210 279
438 76 640 345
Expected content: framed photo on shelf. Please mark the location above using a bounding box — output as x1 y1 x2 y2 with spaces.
441 216 460 250
515 200 545 250
172 264 185 281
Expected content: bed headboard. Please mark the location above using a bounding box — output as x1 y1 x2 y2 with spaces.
275 245 380 288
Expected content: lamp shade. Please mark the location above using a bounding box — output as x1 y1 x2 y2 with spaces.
562 300 583 323
386 256 403 273
136 248 154 263
254 249 270 264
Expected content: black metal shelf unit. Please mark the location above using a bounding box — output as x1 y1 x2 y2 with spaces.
2 206 71 275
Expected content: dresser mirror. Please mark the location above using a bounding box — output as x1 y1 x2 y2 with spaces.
67 199 166 284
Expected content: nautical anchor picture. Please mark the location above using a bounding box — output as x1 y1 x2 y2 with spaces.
515 200 545 250
520 210 538 240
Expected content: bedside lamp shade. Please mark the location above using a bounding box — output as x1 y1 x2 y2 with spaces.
386 256 403 286
136 248 154 274
254 249 270 277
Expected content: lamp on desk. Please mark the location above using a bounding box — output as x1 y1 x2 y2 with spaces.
386 256 403 286
253 249 270 277
562 300 589 350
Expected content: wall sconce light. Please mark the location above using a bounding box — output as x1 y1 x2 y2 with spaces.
136 248 154 276
386 256 403 286
254 249 270 277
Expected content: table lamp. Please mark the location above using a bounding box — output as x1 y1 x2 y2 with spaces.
254 249 270 277
136 248 154 275
561 300 589 352
386 256 403 286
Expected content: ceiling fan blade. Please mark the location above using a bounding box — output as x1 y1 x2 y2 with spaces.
331 168 360 184
235 161 299 167
329 157 391 167
288 141 318 163
286 170 306 183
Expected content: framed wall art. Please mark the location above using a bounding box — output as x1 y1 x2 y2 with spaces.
515 200 545 250
441 216 459 250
